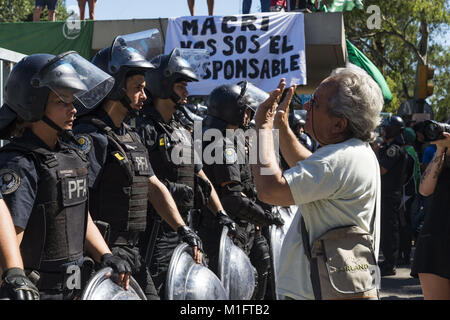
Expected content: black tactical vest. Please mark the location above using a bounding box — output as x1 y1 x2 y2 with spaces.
81 117 151 242
1 139 89 271
143 113 195 212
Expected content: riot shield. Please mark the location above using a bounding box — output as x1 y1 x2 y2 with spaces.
269 205 298 300
218 226 256 300
81 267 146 300
165 242 228 300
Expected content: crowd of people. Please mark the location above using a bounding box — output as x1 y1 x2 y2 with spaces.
31 0 318 22
33 0 97 22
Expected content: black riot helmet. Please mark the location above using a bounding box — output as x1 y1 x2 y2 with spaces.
380 115 405 140
92 44 154 101
146 48 199 104
0 51 114 139
207 81 268 127
90 29 161 118
289 110 306 131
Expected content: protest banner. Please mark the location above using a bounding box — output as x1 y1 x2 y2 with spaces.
165 12 307 95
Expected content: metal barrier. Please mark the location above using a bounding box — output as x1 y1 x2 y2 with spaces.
0 47 26 147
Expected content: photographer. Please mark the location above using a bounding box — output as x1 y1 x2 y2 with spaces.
411 126 450 300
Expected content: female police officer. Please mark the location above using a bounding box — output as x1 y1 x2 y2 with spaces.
0 52 131 300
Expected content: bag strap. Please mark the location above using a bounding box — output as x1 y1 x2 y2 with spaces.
300 216 322 300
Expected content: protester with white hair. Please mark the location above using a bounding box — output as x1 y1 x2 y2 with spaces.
251 67 384 299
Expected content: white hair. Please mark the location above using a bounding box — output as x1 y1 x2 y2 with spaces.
329 64 384 142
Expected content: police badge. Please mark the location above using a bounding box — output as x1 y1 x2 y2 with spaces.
0 168 21 195
386 145 398 158
72 134 93 154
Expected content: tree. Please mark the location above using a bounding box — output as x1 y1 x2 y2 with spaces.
0 0 70 22
343 0 450 121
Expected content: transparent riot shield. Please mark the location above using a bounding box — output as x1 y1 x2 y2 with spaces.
81 267 146 300
165 242 228 300
218 226 256 300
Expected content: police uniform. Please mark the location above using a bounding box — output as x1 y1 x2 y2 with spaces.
0 128 88 300
134 103 204 297
200 116 272 299
378 140 408 271
73 108 159 300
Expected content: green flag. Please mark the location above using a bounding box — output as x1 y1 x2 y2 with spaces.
327 0 364 12
0 20 94 59
346 39 393 104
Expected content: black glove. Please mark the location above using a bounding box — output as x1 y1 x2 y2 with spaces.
1 268 39 300
177 225 203 252
215 210 237 235
100 253 132 274
164 180 194 208
222 194 280 227
265 209 285 227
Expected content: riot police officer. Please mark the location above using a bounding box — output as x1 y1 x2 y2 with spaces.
377 115 409 276
0 192 40 300
135 48 237 298
202 81 284 299
0 52 131 300
289 110 315 152
72 34 202 300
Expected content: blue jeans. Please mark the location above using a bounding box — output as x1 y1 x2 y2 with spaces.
242 0 270 13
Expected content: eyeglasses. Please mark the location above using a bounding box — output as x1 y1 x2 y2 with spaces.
308 93 317 109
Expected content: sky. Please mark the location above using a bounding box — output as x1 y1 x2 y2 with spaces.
64 0 257 20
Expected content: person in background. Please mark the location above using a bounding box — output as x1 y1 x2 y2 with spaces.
397 127 420 266
242 0 270 14
377 115 409 276
412 132 450 299
187 0 214 15
270 0 287 11
78 0 97 20
33 0 58 22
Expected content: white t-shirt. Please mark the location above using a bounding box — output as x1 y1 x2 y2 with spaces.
278 138 381 300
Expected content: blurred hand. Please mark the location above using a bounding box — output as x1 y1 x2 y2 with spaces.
253 78 286 129
274 85 296 132
215 210 237 236
430 132 450 151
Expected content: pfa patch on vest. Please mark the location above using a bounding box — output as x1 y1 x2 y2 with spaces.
0 168 21 195
72 134 92 154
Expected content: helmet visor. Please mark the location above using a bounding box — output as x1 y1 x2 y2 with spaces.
33 52 115 110
238 81 269 113
294 109 307 122
171 48 209 80
152 48 200 82
112 29 163 63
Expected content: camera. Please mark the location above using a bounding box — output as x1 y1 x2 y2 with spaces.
417 120 450 141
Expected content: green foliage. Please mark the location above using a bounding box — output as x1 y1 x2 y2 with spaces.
0 0 69 22
344 0 450 121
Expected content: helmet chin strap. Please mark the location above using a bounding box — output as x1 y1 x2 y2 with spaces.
170 93 182 107
120 95 139 118
42 115 78 144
